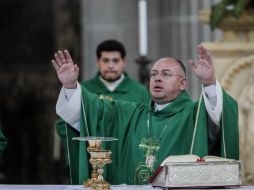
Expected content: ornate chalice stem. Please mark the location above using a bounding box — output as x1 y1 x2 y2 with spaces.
84 159 98 187
97 161 105 181
91 152 112 190
91 163 98 180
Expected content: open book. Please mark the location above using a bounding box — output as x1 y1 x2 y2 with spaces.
160 154 235 165
150 154 241 188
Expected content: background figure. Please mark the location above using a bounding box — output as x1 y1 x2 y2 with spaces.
81 39 149 103
55 39 150 173
52 45 239 185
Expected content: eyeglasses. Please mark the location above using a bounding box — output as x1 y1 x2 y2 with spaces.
100 57 121 64
149 71 185 80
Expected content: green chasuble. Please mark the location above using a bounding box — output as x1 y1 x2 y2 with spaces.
66 86 239 185
0 129 7 153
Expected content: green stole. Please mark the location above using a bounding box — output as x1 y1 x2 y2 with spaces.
191 89 239 159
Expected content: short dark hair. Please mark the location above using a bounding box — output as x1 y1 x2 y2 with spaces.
96 39 126 59
175 58 186 75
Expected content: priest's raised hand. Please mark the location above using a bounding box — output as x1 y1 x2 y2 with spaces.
188 44 216 86
51 50 79 89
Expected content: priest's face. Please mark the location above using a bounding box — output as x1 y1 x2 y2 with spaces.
149 58 187 104
97 51 126 82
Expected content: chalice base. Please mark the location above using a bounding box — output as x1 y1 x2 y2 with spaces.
91 179 110 190
83 177 97 188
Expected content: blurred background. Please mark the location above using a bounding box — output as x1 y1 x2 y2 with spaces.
0 0 241 185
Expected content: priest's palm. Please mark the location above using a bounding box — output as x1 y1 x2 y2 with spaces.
52 50 79 88
188 45 215 85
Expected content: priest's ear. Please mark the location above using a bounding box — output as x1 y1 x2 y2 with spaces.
179 78 187 91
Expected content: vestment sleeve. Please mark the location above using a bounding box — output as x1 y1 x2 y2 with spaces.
56 83 81 131
202 80 222 126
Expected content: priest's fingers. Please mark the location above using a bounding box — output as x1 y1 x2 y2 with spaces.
54 52 63 67
57 50 68 65
64 50 74 65
198 45 211 62
188 59 197 70
73 64 79 73
51 59 59 71
57 63 69 74
205 51 213 66
198 44 210 60
199 53 213 68
197 45 204 60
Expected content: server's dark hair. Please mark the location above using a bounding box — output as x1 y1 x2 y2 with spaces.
96 39 126 59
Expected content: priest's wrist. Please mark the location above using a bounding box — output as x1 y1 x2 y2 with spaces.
202 79 216 87
63 81 78 89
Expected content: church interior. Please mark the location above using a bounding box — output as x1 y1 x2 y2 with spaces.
0 0 253 185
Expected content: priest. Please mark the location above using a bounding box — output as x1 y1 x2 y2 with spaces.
52 44 239 185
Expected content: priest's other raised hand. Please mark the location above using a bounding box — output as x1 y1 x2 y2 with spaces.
52 50 79 89
188 45 216 86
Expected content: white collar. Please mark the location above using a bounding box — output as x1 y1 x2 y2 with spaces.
154 102 171 111
99 74 125 92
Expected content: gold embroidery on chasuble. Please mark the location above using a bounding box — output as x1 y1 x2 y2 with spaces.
134 136 160 184
134 110 171 184
99 94 113 101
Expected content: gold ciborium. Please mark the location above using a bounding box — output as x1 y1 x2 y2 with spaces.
73 137 117 190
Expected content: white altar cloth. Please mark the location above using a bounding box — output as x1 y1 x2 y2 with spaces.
0 184 254 190
0 184 158 190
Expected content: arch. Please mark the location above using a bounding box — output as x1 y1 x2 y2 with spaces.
220 55 254 99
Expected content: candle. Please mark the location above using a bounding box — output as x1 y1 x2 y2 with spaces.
138 0 148 56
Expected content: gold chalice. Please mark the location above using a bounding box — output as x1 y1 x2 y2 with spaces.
73 137 117 189
89 150 112 190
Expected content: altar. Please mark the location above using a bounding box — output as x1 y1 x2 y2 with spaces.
0 185 254 190
0 185 157 190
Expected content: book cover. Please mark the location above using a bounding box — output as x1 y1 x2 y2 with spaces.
150 154 241 188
